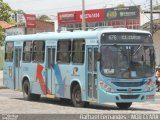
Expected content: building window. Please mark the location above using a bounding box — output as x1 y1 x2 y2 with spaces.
5 42 14 62
23 41 32 62
57 40 71 64
72 39 85 64
99 22 103 26
32 41 45 63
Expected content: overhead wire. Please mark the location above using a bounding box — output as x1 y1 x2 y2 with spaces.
129 0 151 21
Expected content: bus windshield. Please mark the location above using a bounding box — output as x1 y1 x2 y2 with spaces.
100 45 155 79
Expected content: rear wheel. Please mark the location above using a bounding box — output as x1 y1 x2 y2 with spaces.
116 102 132 109
22 80 40 101
72 84 89 107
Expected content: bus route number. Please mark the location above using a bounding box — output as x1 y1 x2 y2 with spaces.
108 35 117 40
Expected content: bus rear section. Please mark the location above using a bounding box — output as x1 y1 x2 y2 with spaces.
95 31 156 109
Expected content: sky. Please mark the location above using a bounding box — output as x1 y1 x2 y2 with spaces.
3 0 160 18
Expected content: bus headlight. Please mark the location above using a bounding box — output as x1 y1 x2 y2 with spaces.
144 79 155 92
99 81 115 92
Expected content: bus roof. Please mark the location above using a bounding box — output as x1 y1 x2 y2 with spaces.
5 31 99 41
5 28 151 42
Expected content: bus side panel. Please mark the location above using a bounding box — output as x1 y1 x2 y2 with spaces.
21 63 43 95
54 64 86 100
3 62 14 89
71 65 87 101
3 42 15 89
54 64 69 98
34 63 48 95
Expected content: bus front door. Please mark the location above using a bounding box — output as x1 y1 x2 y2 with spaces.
87 46 98 100
46 47 56 95
14 47 22 90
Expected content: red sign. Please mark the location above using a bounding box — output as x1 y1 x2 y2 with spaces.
24 14 36 28
58 9 105 24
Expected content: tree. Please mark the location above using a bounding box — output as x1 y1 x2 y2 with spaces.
116 4 125 8
0 27 5 46
0 0 13 45
0 0 13 22
154 5 160 10
38 15 51 21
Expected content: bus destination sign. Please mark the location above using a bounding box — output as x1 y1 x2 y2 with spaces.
101 33 152 44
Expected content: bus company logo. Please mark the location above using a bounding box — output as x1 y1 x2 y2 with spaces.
128 88 132 93
73 67 78 76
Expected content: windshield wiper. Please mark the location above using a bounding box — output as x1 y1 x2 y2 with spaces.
132 45 142 56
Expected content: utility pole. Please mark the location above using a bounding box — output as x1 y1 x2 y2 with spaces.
150 0 153 35
82 0 86 31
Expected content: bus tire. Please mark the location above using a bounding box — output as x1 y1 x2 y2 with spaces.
72 84 86 107
116 102 132 109
22 80 40 101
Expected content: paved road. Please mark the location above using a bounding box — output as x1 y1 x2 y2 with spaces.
0 71 160 115
0 88 160 114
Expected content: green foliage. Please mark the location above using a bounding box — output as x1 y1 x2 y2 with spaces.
0 27 5 46
0 0 13 23
38 15 51 21
0 0 13 46
116 4 125 8
15 9 25 14
153 5 160 10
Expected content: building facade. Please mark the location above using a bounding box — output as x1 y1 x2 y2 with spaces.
58 6 141 31
6 20 55 36
58 8 105 31
27 20 55 34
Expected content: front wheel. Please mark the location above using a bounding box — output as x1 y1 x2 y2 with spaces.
71 85 89 107
22 80 40 101
116 102 132 109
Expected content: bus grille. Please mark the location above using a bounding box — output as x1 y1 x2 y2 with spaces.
112 82 145 87
117 89 141 92
120 95 139 99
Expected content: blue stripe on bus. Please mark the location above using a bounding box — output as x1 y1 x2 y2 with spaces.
54 64 64 97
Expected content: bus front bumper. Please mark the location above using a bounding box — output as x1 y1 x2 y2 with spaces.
98 90 156 103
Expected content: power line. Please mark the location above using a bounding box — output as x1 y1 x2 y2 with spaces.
130 0 151 21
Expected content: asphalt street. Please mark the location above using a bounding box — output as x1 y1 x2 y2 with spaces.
0 71 160 115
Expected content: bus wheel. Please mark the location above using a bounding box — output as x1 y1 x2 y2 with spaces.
116 102 132 109
72 84 87 107
22 80 40 101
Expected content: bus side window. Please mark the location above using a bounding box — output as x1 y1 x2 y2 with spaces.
32 41 45 63
72 39 85 64
23 41 32 62
5 42 14 62
57 40 71 64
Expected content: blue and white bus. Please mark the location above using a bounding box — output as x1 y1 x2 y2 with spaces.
3 28 156 109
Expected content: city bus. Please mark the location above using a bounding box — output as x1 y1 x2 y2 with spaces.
3 28 156 109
